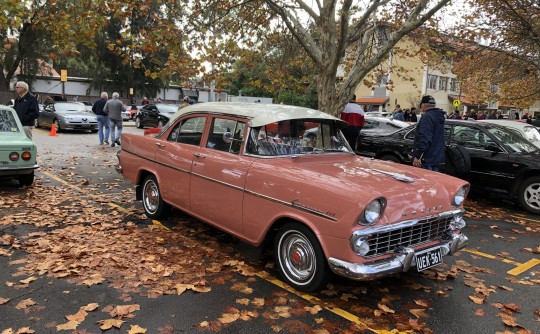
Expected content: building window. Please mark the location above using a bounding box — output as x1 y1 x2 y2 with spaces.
439 77 448 91
427 74 437 90
450 78 459 92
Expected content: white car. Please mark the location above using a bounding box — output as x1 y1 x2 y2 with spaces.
480 119 540 148
362 117 410 136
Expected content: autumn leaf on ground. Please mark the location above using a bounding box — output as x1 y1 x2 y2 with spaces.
0 297 9 304
56 321 78 331
109 304 140 318
469 295 485 305
65 309 87 322
251 298 265 307
81 303 99 311
503 303 521 313
493 234 504 239
474 309 485 316
377 303 395 314
498 313 519 327
409 309 429 318
127 325 147 334
82 273 104 286
236 298 250 305
98 319 124 330
19 277 37 285
15 299 36 309
13 328 35 334
414 299 430 307
218 312 240 324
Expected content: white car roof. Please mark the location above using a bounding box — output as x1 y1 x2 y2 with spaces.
366 116 410 128
170 102 348 128
480 119 540 148
479 119 531 129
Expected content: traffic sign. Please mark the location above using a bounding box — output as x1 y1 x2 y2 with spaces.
60 70 67 82
453 99 461 107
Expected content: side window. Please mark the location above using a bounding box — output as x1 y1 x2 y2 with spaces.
167 116 206 146
207 118 245 154
444 124 453 142
451 125 486 149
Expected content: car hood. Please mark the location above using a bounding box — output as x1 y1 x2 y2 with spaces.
252 154 466 225
58 111 97 119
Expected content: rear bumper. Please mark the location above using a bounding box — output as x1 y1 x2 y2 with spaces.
328 233 468 281
0 164 39 176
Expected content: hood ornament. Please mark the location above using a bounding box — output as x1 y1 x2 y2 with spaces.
372 169 415 183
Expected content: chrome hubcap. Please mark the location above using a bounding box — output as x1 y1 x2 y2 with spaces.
280 232 315 282
143 180 159 213
524 182 540 210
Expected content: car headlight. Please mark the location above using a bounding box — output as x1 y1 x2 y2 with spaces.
452 185 469 207
64 117 73 121
359 198 386 226
350 236 371 256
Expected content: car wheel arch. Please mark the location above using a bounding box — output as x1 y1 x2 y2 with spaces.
136 169 158 200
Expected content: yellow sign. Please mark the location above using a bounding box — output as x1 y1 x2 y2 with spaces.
60 70 68 82
453 99 461 107
129 87 134 95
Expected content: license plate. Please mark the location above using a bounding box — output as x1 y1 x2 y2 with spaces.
81 124 90 127
415 247 443 271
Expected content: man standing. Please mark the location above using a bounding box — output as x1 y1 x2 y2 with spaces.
104 92 126 147
13 81 39 139
412 95 446 171
392 104 405 121
340 95 365 151
92 92 110 145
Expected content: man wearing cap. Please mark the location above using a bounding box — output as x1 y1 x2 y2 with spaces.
411 95 446 171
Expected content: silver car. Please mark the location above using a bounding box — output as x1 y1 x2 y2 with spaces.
35 102 98 132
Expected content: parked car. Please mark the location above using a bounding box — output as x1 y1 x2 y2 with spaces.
128 105 143 120
481 119 540 149
357 119 540 214
135 104 177 129
35 102 98 133
362 117 410 136
121 107 131 121
0 105 39 186
116 102 470 291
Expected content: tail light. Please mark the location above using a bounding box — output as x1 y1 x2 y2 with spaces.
9 152 19 161
21 152 32 160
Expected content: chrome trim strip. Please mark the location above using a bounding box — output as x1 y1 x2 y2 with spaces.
353 209 463 237
0 164 39 171
190 172 244 191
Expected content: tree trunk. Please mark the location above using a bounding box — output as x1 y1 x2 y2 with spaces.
317 69 340 117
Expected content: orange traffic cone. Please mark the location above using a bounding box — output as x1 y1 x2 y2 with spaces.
48 124 58 136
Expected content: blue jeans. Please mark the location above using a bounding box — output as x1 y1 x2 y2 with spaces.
96 115 110 143
423 165 440 172
109 118 123 143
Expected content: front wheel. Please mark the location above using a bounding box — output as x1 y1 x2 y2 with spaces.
53 119 62 133
142 175 171 219
18 171 34 187
518 176 540 214
274 223 330 292
135 117 143 129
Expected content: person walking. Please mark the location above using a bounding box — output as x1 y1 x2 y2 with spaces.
13 81 39 139
92 92 110 145
393 105 405 121
340 94 365 151
104 92 126 147
411 95 446 171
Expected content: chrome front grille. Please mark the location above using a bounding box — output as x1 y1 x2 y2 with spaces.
364 214 454 257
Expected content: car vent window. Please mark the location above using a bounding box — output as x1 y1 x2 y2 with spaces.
206 118 245 154
0 109 20 132
168 116 206 146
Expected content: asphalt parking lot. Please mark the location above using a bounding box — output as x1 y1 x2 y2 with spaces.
0 126 538 334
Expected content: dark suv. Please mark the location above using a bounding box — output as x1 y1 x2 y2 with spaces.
357 120 540 214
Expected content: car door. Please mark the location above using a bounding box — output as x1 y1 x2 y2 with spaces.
190 116 252 235
41 104 55 127
448 123 513 189
153 115 208 212
145 105 160 127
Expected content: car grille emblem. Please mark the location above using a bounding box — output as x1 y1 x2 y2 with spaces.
82 118 88 123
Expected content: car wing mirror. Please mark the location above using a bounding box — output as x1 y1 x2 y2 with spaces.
485 142 502 152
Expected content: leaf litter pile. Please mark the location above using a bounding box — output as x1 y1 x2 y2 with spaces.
0 166 539 333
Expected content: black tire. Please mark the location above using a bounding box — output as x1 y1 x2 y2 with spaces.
135 117 143 129
18 171 34 187
141 175 171 219
379 154 400 163
517 176 540 215
53 119 62 133
274 223 330 292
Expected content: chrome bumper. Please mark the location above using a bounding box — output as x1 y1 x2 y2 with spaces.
0 164 39 175
328 233 468 281
114 164 122 173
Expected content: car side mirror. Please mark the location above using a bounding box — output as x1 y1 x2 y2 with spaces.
485 142 502 152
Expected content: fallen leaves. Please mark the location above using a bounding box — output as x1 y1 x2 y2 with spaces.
15 299 36 310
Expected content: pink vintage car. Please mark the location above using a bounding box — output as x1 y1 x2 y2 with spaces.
116 102 469 291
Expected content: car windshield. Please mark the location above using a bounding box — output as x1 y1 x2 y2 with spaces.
0 109 20 132
246 119 352 156
157 105 177 114
54 103 85 113
523 126 540 145
486 126 539 153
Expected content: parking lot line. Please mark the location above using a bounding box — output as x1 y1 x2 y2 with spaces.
258 273 411 334
464 249 539 276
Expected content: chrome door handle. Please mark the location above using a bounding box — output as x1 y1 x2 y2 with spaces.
193 152 205 158
155 142 165 147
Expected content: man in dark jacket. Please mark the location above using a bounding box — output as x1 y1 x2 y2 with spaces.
92 92 110 145
13 81 39 139
412 95 446 171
